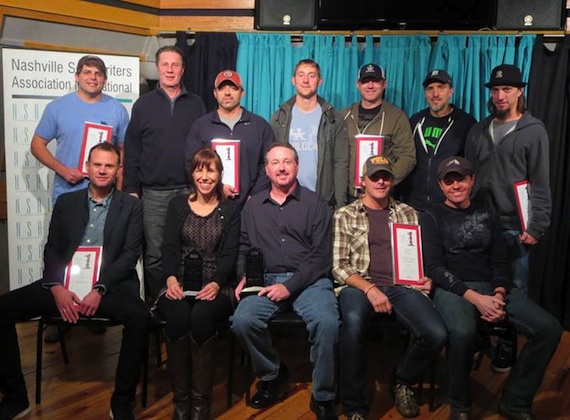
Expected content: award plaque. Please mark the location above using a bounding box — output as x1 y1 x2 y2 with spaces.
241 247 266 297
391 223 424 285
211 139 240 195
183 249 203 298
355 135 384 188
64 246 102 299
514 180 530 232
78 122 113 174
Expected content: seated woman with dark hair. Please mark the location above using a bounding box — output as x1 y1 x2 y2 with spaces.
156 148 240 420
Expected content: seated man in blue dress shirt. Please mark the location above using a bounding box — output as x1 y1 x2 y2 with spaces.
232 143 340 420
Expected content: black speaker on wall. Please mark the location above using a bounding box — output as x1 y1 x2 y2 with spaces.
495 0 566 30
255 0 317 30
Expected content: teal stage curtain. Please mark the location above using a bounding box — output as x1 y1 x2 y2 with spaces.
236 33 536 122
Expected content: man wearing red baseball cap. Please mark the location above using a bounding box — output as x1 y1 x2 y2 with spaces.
186 69 275 209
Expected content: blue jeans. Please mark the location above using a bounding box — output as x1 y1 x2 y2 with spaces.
501 230 530 295
339 285 447 416
231 274 340 401
141 187 189 300
434 284 562 413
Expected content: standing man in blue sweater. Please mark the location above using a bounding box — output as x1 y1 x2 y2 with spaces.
123 46 206 301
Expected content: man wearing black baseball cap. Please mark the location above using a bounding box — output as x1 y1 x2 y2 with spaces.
465 63 550 298
420 155 561 420
465 64 551 374
343 63 415 202
398 69 476 212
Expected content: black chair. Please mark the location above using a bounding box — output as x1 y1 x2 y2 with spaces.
35 315 149 407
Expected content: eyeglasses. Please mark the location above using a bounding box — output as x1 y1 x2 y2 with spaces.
368 171 392 182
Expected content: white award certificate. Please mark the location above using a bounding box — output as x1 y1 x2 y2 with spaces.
79 122 113 174
391 223 424 285
211 139 240 195
64 246 102 299
355 135 384 188
514 180 530 232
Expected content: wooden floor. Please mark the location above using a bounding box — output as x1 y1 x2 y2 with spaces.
14 320 570 420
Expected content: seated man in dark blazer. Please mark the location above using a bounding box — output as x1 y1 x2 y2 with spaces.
0 142 150 420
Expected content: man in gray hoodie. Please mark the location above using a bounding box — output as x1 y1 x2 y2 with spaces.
465 64 551 373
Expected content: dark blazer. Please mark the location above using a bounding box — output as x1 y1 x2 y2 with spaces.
41 188 143 296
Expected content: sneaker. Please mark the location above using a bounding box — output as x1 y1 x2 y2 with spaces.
393 383 420 418
0 397 31 419
450 411 471 420
498 402 537 420
491 346 513 373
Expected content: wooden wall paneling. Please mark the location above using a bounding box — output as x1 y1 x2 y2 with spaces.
157 16 253 32
159 0 254 9
0 6 151 35
120 0 160 7
0 0 157 34
22 41 144 58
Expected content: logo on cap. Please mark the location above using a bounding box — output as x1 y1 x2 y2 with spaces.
447 158 461 167
430 70 439 77
365 65 375 74
370 156 389 165
495 70 503 79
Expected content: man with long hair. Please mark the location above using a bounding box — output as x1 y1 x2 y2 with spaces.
465 64 551 372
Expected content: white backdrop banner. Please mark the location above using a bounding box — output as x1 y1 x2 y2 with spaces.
2 49 139 290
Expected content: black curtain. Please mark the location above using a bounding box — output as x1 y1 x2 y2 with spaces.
176 32 239 112
527 35 570 330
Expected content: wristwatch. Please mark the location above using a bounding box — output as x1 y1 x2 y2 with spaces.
93 286 107 296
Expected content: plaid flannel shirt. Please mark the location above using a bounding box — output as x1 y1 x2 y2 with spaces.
332 196 418 286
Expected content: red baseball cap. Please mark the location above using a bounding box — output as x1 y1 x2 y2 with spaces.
214 70 243 89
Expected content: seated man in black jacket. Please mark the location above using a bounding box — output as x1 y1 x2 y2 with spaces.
0 143 149 420
420 156 562 420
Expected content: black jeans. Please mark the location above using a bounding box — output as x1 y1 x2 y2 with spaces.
156 292 233 345
0 280 150 405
